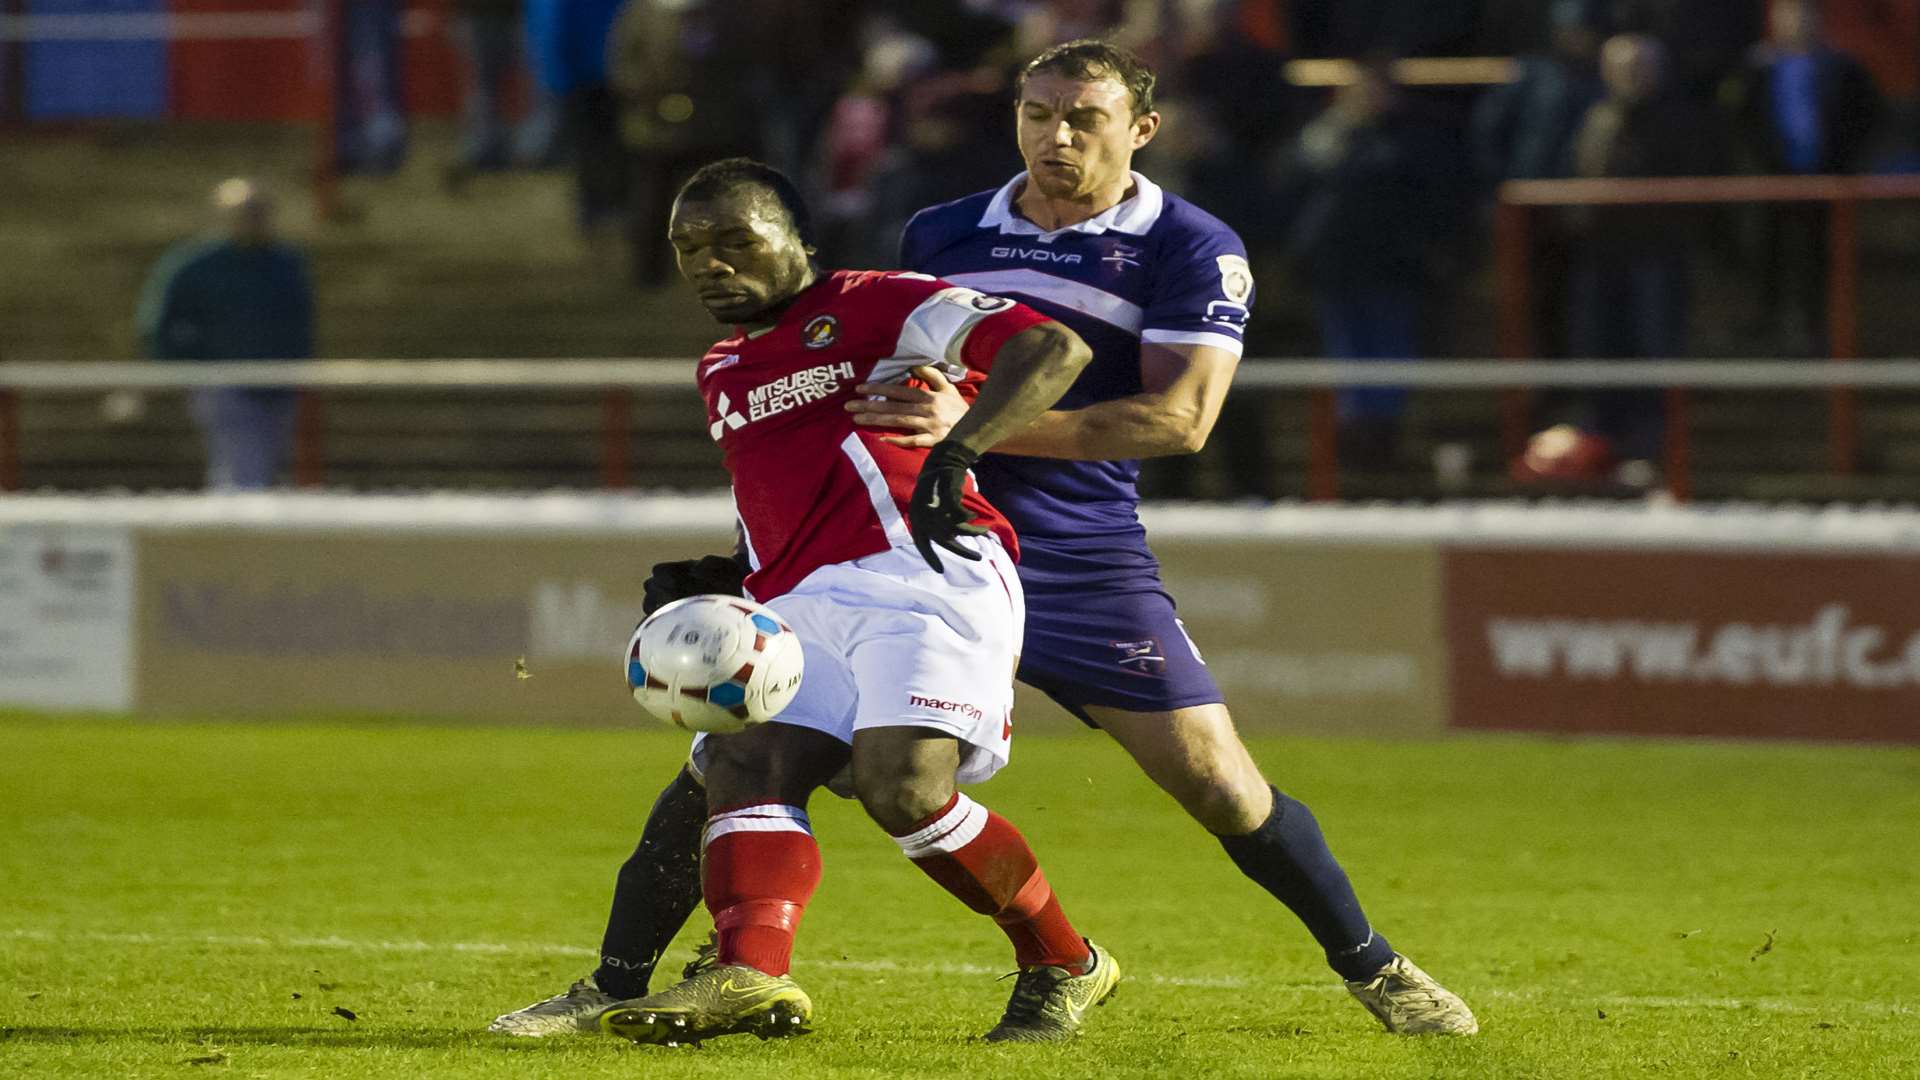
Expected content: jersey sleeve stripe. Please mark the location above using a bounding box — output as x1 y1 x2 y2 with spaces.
839 432 916 551
942 269 1145 335
1140 328 1245 357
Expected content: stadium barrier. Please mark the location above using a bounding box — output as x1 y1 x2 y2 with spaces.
1494 174 1920 479
4 494 1918 744
8 357 1920 500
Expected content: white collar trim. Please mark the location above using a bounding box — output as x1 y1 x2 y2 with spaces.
977 171 1165 237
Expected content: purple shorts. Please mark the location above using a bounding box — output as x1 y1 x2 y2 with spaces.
1013 540 1224 724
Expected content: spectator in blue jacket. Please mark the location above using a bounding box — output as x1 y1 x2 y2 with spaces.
524 0 629 235
1723 0 1882 352
137 179 313 490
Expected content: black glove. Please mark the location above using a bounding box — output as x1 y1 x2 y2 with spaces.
908 440 987 572
642 553 749 615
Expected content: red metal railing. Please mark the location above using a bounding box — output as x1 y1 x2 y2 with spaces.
1491 174 1920 501
7 353 1920 497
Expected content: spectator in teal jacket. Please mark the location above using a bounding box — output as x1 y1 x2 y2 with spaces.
138 179 313 489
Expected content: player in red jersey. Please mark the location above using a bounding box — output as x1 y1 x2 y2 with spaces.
593 159 1118 1047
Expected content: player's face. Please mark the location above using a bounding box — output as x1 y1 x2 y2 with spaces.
1016 72 1158 202
668 190 814 327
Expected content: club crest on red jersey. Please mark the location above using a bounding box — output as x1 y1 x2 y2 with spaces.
802 314 840 349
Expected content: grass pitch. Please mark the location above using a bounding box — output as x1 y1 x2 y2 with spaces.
2 715 1915 1079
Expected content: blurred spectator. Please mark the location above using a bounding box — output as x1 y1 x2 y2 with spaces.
335 0 408 174
1727 0 1881 179
746 0 868 185
1557 34 1718 463
1471 1 1606 362
137 180 313 490
1470 0 1606 183
610 0 763 285
444 0 559 189
1612 0 1762 101
1011 0 1126 60
1172 0 1296 246
808 3 1028 266
813 21 942 266
525 0 628 244
1272 58 1466 463
1288 0 1477 59
1724 0 1882 353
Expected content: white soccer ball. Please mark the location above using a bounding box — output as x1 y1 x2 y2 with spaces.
625 595 804 734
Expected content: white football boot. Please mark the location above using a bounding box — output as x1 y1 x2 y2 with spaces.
487 977 620 1036
1344 954 1478 1035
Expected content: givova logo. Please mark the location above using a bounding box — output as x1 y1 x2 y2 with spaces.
992 245 1082 265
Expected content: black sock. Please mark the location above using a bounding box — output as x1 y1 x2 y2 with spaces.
1217 785 1394 982
592 766 708 998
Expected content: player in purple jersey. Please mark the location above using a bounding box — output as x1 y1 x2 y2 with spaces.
489 40 1475 1039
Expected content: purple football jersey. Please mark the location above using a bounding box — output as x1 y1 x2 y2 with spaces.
900 172 1254 546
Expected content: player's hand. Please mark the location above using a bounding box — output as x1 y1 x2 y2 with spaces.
642 553 748 615
908 440 987 573
846 365 969 448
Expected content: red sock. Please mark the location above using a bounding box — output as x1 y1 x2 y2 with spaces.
701 804 821 977
893 794 1090 972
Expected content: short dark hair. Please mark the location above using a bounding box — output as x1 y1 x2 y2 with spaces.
1015 39 1156 118
675 158 815 248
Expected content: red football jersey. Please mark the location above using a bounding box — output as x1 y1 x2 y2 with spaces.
699 270 1053 600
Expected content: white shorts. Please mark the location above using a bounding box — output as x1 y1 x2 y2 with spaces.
691 534 1023 786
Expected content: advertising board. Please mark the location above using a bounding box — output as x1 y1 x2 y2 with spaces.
0 526 136 711
1444 547 1920 742
136 530 732 723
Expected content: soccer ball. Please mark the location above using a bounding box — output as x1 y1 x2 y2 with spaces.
625 595 804 734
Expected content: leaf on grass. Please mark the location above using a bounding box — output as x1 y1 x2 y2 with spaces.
24 992 40 1000
181 1051 227 1066
514 657 532 681
1597 1009 1608 1019
1750 930 1777 961
1814 1021 1838 1030
1674 929 1705 939
331 1006 358 1022
317 983 338 991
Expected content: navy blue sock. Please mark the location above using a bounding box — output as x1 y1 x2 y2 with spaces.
1217 785 1394 982
593 766 708 998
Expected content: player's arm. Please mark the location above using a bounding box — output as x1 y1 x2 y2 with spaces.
988 340 1238 459
875 221 1252 460
850 341 1237 459
941 321 1093 455
907 319 1093 570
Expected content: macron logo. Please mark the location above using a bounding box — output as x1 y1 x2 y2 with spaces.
992 245 1082 265
907 694 984 722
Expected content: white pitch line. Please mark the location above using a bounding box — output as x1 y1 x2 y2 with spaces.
0 928 1253 991
7 928 1913 1016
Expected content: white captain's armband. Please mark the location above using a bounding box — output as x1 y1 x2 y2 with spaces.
890 287 1018 371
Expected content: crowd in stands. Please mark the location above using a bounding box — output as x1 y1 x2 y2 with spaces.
213 0 1906 490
